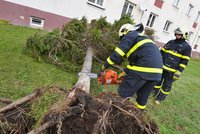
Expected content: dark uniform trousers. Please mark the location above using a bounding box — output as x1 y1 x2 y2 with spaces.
119 74 157 106
154 70 174 101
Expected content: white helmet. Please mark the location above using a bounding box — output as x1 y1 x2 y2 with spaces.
174 27 189 40
118 23 144 38
118 23 134 38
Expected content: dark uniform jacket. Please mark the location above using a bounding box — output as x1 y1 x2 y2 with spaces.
161 39 191 73
104 31 163 81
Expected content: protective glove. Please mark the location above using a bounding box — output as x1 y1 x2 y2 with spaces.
118 71 126 79
173 71 181 80
101 64 106 71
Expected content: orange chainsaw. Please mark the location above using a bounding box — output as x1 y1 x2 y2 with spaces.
78 69 124 85
97 69 124 85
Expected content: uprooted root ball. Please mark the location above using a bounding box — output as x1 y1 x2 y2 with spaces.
42 88 159 134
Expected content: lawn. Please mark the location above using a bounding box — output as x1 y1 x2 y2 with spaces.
0 24 77 99
147 59 200 134
0 24 200 133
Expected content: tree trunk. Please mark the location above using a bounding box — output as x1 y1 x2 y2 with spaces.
0 89 41 113
0 98 13 104
73 46 93 93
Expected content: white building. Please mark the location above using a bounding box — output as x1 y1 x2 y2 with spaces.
1 0 200 57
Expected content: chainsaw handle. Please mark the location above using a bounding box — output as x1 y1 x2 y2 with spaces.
111 65 124 72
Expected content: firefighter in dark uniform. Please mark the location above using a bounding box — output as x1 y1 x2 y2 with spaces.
154 27 192 104
101 23 163 110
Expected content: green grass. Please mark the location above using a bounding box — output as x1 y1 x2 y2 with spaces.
0 24 200 133
147 60 200 134
0 20 10 25
0 24 77 99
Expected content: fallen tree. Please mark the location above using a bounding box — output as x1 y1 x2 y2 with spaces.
0 44 160 133
0 16 160 134
27 45 159 133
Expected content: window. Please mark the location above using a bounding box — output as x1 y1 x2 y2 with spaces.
194 36 200 49
163 20 172 31
193 11 200 28
188 31 193 40
173 0 180 7
30 16 44 28
88 0 104 7
193 44 198 49
195 11 200 22
146 13 157 28
154 0 164 9
186 4 194 15
121 1 135 17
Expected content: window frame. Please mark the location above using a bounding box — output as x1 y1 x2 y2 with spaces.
87 0 104 8
195 11 200 22
188 31 193 41
186 4 194 16
30 16 44 28
173 0 180 7
163 20 172 32
121 1 135 17
146 13 157 28
194 36 200 49
193 44 198 49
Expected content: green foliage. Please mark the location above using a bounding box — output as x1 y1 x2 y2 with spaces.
113 15 134 31
90 15 134 61
24 17 90 71
24 16 134 71
25 33 46 60
90 28 102 42
90 16 111 32
61 17 87 41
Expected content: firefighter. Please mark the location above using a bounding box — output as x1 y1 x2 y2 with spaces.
154 27 192 104
101 23 163 110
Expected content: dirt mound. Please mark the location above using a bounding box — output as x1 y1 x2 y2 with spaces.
0 87 159 134
0 103 34 134
42 88 159 134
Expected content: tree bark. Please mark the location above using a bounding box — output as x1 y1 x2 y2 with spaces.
74 46 93 93
0 89 41 113
27 122 53 134
0 98 13 103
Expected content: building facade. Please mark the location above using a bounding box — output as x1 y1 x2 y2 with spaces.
129 0 200 57
1 0 200 57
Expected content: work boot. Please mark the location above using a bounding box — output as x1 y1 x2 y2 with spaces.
155 99 161 105
153 89 160 97
152 88 160 97
155 92 168 105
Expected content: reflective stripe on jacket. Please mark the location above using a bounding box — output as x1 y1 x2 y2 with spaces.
104 31 163 81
